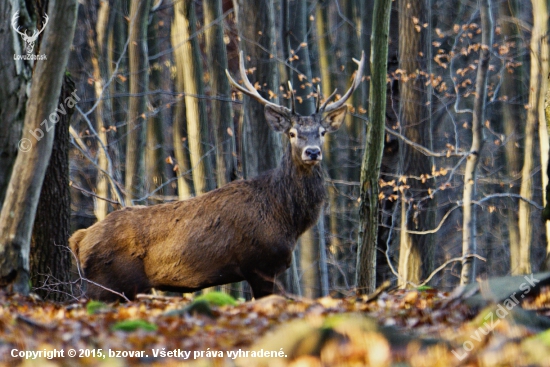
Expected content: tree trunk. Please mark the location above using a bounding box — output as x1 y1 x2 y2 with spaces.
461 0 492 284
110 0 128 193
498 0 524 274
343 0 363 160
236 0 282 178
0 0 31 208
315 2 343 290
536 7 550 254
171 6 193 200
204 0 237 187
284 0 321 298
173 0 214 196
356 0 392 295
146 11 167 201
89 0 113 220
518 0 548 275
0 0 78 294
125 0 150 204
545 75 550 258
396 0 435 287
30 76 75 302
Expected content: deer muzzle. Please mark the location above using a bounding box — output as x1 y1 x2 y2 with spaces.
302 146 322 164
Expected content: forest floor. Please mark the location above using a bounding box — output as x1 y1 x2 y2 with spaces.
1 273 550 366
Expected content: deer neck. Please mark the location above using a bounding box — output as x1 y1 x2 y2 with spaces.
273 145 326 236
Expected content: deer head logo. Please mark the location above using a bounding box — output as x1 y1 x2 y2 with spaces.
11 12 49 54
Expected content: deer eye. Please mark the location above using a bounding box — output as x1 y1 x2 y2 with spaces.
289 131 296 138
321 130 326 137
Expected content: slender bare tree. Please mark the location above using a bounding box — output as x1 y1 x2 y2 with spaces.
125 0 150 204
461 0 492 284
356 0 392 295
517 0 548 275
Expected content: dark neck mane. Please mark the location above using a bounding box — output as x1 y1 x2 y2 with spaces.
269 145 327 237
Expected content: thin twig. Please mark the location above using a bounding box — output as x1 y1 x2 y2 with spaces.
70 183 121 206
68 242 131 302
474 193 544 210
406 205 461 235
418 254 486 287
385 126 468 158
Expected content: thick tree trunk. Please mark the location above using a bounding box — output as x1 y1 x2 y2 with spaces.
31 76 75 302
461 0 492 284
172 102 193 200
204 0 237 187
499 0 524 274
110 0 128 192
171 6 193 200
396 0 435 287
518 0 548 275
544 77 550 254
542 78 550 229
0 0 31 208
125 0 150 204
173 0 214 196
356 0 392 295
0 0 78 294
146 11 167 201
236 0 282 178
536 7 550 253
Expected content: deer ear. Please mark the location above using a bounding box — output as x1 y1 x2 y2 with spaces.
265 105 291 133
322 105 347 132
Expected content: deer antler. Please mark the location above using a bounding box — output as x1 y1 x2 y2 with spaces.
287 81 296 114
318 51 365 114
28 13 48 42
11 12 28 38
225 51 291 117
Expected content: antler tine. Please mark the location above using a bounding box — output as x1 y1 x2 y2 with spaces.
287 81 296 114
320 51 365 113
225 51 291 115
11 12 26 36
36 13 49 36
225 68 253 96
11 12 18 28
318 88 338 113
315 85 321 113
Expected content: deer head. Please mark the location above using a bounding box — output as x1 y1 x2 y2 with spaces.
226 51 365 169
12 12 49 54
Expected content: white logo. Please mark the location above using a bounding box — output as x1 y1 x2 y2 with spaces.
12 12 48 60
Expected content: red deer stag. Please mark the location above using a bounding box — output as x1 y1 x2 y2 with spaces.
70 51 364 301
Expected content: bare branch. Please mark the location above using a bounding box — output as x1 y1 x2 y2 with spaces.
418 254 486 287
71 108 126 206
385 126 468 158
474 193 544 210
406 205 461 235
68 244 131 302
32 243 131 302
70 183 121 206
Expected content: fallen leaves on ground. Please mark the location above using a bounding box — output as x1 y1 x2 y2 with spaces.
0 283 549 366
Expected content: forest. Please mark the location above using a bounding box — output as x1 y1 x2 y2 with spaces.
1 0 550 365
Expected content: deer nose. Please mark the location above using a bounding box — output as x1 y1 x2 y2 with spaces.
305 147 321 160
